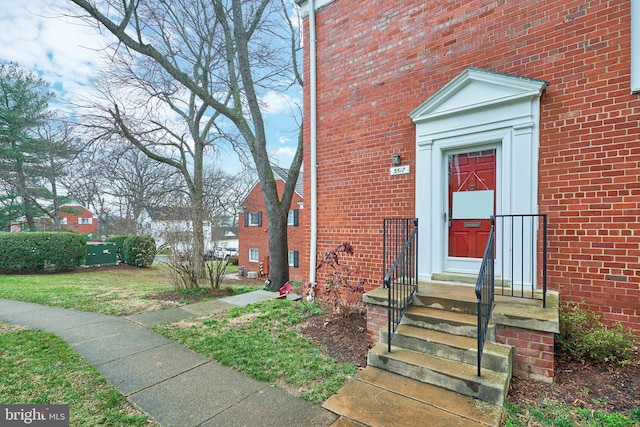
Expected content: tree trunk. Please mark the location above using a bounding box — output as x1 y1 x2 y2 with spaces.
191 141 206 279
265 202 289 291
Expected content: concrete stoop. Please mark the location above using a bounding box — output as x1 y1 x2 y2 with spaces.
345 282 514 426
324 367 503 427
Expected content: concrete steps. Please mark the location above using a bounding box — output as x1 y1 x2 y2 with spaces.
380 324 511 373
324 367 503 427
331 281 513 426
368 343 509 406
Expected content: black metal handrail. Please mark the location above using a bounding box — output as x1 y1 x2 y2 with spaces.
494 214 548 308
383 218 418 353
475 218 495 377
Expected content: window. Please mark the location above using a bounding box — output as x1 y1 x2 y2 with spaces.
60 217 67 225
632 0 640 92
288 250 299 267
244 212 262 227
249 248 259 262
287 209 299 226
78 217 92 225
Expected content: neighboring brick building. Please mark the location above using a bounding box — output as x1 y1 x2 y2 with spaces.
238 166 305 282
11 205 98 237
297 0 640 330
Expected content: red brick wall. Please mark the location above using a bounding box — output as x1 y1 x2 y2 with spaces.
60 206 98 236
301 0 640 329
496 325 555 383
238 180 305 282
366 304 387 345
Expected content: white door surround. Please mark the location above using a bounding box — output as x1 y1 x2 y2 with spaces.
410 68 547 282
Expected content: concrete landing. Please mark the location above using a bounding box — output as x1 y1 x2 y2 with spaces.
324 367 502 427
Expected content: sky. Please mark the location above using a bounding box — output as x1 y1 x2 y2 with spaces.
0 0 302 172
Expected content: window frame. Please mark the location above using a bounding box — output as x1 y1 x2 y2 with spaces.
245 211 262 227
78 217 92 225
632 0 640 92
248 248 259 263
287 209 299 226
288 250 299 267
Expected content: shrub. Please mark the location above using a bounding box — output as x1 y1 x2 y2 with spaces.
122 236 156 267
227 255 239 266
105 235 135 262
314 242 366 317
0 232 86 273
557 302 637 364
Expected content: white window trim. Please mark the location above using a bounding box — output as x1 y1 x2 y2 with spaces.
248 248 259 263
78 217 92 225
632 0 640 92
287 210 296 226
248 212 261 226
288 251 295 266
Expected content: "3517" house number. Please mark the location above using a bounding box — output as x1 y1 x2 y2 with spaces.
390 165 410 176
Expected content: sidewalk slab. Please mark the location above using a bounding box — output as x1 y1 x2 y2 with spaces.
125 307 195 327
129 361 266 427
182 299 236 317
53 317 145 345
220 290 280 307
201 383 338 427
95 342 209 395
71 328 174 366
0 305 106 331
0 299 44 316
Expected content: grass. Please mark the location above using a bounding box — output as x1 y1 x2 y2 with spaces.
0 322 150 426
155 298 357 403
504 399 640 427
0 263 251 315
0 266 174 315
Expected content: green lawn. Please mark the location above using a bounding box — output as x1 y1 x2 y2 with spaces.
155 299 357 404
0 265 175 315
0 263 248 315
0 323 151 426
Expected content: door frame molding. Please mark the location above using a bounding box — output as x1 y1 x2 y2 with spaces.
410 68 547 282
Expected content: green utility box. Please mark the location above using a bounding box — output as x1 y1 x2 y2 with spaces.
85 242 117 267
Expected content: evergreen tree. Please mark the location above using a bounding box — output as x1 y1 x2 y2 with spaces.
0 61 54 230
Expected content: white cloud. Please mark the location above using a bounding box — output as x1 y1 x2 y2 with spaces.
278 136 291 144
0 1 112 106
260 90 301 116
270 146 297 166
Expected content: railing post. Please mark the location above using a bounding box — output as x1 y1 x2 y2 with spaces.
384 218 418 354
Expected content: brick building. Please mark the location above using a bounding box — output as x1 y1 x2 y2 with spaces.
11 205 98 237
297 0 640 331
238 166 305 282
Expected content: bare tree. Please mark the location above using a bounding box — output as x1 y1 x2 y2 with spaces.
67 0 303 289
36 117 86 230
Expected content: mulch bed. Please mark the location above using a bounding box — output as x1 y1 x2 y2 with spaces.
509 350 640 413
297 305 371 367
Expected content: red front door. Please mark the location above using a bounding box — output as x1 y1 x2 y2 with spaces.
448 149 496 258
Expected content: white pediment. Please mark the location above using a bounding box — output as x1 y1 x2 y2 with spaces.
410 68 547 123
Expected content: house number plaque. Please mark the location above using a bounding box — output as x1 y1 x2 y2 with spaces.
390 165 410 176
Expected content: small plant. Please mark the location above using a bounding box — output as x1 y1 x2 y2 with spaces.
557 302 637 364
204 258 228 290
314 242 366 317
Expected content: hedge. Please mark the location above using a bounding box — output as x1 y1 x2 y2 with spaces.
122 235 156 267
0 232 86 273
105 235 135 262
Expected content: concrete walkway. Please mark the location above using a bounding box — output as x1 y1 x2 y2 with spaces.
0 291 339 427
